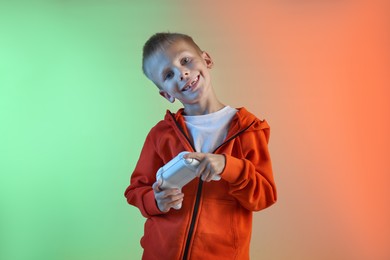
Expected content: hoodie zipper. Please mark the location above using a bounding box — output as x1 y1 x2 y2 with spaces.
170 112 255 260
169 112 201 260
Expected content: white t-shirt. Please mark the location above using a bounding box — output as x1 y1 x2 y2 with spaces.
183 106 238 153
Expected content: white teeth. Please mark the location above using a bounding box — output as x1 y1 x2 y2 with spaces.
190 76 198 86
183 76 198 91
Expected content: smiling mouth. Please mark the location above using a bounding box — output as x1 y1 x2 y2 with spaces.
182 75 200 92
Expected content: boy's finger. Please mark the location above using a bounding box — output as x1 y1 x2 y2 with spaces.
184 152 205 161
152 179 163 192
195 163 206 177
201 170 211 182
205 173 214 182
169 193 184 202
161 188 182 199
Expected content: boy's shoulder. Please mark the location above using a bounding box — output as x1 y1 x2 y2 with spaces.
147 109 183 134
234 107 270 129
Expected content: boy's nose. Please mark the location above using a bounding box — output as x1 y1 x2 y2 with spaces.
180 71 189 81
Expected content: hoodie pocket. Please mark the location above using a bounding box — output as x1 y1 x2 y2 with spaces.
191 198 238 258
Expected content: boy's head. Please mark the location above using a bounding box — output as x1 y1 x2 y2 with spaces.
142 32 214 107
142 33 202 78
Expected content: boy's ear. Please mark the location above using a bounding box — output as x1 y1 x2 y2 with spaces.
159 90 175 103
201 51 214 69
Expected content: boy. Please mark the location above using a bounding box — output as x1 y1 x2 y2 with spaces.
124 32 277 260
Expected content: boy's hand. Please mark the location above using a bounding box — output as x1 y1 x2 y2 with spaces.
184 152 225 182
152 179 184 213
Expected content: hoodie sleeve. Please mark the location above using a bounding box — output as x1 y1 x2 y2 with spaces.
221 120 277 211
124 130 165 218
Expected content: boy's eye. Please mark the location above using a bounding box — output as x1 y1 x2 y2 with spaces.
182 57 190 65
165 71 174 80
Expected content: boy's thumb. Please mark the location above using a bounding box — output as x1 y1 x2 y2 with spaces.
153 178 163 192
184 152 203 161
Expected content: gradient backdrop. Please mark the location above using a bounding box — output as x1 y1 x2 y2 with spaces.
1 1 389 259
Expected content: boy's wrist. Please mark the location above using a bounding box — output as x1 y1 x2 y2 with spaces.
220 154 243 183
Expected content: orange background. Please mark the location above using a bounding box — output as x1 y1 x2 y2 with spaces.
194 1 390 259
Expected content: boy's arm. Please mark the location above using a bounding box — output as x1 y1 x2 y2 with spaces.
221 123 277 211
124 132 164 218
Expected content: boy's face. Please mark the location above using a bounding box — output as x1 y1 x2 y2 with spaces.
144 40 213 106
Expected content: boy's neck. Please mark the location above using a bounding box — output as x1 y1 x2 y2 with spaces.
183 99 225 116
184 103 225 116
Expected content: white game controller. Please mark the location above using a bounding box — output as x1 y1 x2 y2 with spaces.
156 151 221 210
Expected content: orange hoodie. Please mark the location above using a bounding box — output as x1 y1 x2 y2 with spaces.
124 107 277 260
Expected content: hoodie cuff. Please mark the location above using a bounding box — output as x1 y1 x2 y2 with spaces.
143 189 164 216
220 154 244 184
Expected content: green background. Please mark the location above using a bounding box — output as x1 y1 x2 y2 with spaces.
0 1 186 259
